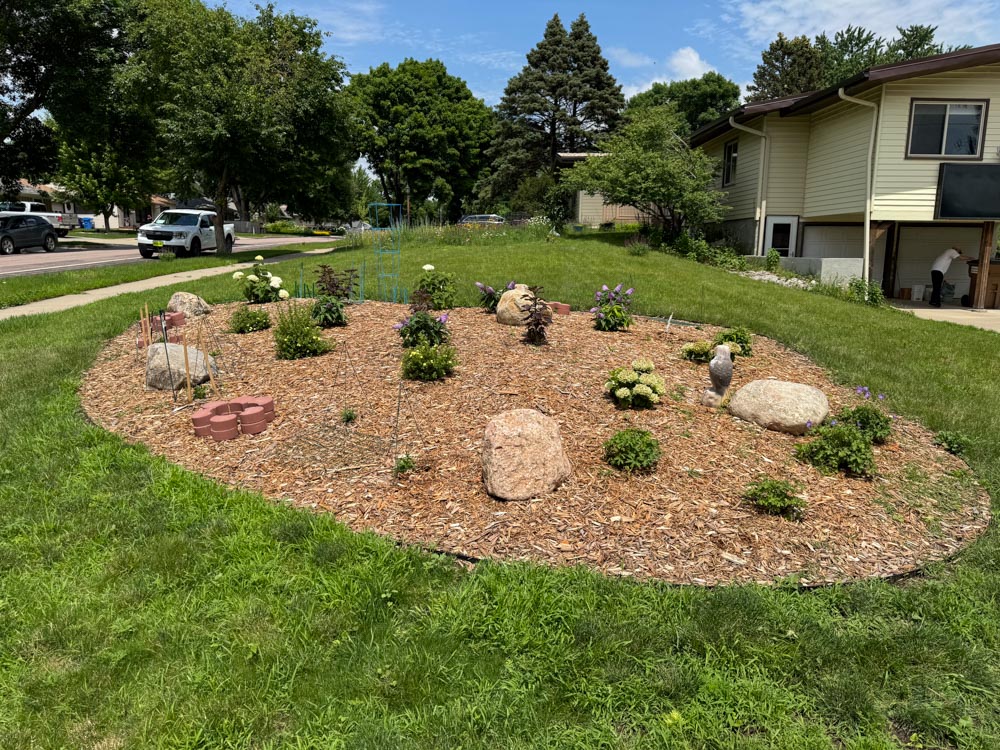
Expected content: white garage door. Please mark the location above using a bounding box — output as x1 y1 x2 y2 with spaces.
801 225 887 282
896 226 982 299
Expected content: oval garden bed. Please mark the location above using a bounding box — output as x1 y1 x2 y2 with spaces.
80 300 991 585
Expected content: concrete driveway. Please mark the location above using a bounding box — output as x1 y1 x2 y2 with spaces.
893 300 1000 333
0 234 339 278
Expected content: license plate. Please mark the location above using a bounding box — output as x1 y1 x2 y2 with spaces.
152 241 163 248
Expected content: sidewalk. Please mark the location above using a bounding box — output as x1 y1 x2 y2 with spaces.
0 247 333 322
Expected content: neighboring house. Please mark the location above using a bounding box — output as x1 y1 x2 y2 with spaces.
557 153 644 226
691 43 1000 307
14 180 175 228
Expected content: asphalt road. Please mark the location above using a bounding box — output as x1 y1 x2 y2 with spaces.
0 234 339 278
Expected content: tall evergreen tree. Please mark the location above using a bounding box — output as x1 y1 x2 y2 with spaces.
746 34 825 102
479 13 622 205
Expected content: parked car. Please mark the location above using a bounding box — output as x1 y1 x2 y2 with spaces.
0 215 59 255
458 214 505 226
136 210 235 258
0 200 77 237
338 220 372 233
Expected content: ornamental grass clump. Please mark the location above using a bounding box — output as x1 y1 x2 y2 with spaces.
603 428 661 472
605 359 666 408
395 311 450 348
311 296 348 328
743 478 806 520
234 260 289 304
474 280 516 312
229 306 271 334
591 283 634 332
273 303 332 360
401 343 457 381
415 264 457 310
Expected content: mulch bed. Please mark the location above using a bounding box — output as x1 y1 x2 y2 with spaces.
80 301 991 585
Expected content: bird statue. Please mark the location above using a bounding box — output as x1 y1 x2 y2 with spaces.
701 344 733 407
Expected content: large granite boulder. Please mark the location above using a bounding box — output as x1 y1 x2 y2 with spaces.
496 284 534 326
146 343 217 391
728 379 829 435
167 291 211 317
482 409 572 500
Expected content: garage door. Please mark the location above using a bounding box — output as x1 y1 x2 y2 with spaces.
896 226 982 299
801 225 887 282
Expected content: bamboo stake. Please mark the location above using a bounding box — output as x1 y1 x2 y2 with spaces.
198 324 220 397
181 330 193 402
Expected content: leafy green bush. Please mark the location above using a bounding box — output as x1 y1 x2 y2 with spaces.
316 265 358 300
396 311 450 348
743 479 805 520
712 326 753 357
765 248 781 272
935 430 972 456
624 235 649 256
393 454 416 476
274 303 333 360
681 340 741 363
401 343 457 381
591 283 634 332
795 423 875 478
837 404 891 445
604 359 666 408
674 235 748 270
415 266 457 310
234 262 288 304
230 306 271 334
311 296 348 328
847 277 886 306
475 280 515 312
603 428 662 472
264 220 302 234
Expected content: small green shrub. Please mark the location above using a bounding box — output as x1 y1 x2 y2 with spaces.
765 248 781 272
401 343 457 381
415 266 457 310
591 283 634 332
838 404 891 445
393 454 415 476
624 235 649 256
604 359 666 408
312 296 348 328
681 340 741 363
603 428 661 472
712 326 753 357
264 220 302 234
675 235 748 270
795 423 875 478
396 311 450 348
274 303 332 360
743 479 805 520
340 408 357 425
847 277 886 306
934 430 972 456
192 384 209 400
230 306 271 334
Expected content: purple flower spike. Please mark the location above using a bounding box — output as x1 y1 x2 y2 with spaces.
475 281 484 290
393 322 404 330
507 281 516 290
878 393 885 400
625 288 634 295
602 284 609 291
614 283 623 293
438 313 449 323
590 307 599 313
856 386 863 394
598 312 605 319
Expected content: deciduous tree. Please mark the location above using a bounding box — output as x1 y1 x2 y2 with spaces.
627 72 740 133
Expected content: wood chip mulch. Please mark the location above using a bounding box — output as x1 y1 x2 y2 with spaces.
79 301 991 586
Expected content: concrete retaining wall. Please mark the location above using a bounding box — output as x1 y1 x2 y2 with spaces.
780 257 863 286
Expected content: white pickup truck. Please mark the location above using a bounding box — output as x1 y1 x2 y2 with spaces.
137 210 235 258
0 201 78 237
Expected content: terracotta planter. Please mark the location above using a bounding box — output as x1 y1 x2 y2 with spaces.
231 396 258 411
252 396 275 413
203 400 227 414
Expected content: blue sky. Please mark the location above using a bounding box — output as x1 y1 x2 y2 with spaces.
225 0 1000 104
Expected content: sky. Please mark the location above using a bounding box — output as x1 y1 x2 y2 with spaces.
224 0 1000 104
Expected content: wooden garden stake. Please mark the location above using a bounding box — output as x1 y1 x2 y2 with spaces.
181 330 193 402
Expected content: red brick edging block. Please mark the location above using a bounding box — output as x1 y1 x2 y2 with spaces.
192 396 276 440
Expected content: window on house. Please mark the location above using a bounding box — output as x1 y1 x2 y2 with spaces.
908 101 986 157
723 140 738 186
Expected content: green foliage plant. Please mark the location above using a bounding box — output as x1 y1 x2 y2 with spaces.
263 220 302 234
340 408 357 425
311 296 348 328
395 312 450 348
604 359 666 408
681 340 741 363
393 454 416 476
603 428 662 472
935 430 972 456
401 343 457 381
475 280 516 312
838 403 891 445
766 248 781 272
712 326 753 357
230 306 271 334
235 262 287 304
415 266 457 310
591 283 633 332
625 71 740 134
743 478 806 520
274 303 332 360
795 423 876 478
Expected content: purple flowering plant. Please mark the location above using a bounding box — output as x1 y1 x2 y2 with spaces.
474 280 516 313
395 310 450 348
591 282 635 332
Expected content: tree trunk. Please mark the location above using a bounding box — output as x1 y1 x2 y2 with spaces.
102 207 113 232
214 167 230 255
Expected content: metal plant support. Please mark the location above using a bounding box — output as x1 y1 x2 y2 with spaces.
369 202 403 303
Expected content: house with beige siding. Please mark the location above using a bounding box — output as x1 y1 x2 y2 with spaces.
556 153 644 226
691 43 1000 308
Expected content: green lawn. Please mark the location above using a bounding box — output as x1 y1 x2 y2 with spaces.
0 242 341 309
2 234 999 748
66 229 137 240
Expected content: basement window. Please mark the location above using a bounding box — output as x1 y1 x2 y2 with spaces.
722 139 738 186
908 101 986 158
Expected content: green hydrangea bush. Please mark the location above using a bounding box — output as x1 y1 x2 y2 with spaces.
603 428 661 472
604 359 666 408
233 259 289 304
681 340 741 363
712 326 753 357
274 303 333 360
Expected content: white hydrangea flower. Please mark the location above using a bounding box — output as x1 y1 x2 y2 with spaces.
254 255 264 261
232 271 244 280
633 383 654 398
246 274 259 282
632 358 655 373
614 387 631 401
278 289 290 299
270 276 282 288
422 264 435 271
617 369 639 384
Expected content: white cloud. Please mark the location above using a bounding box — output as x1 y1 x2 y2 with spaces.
607 46 656 68
622 47 717 99
316 1 392 45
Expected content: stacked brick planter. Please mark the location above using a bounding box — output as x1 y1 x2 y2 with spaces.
191 396 276 441
138 311 187 348
548 302 571 315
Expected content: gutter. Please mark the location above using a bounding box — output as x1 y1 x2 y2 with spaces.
837 88 879 285
729 116 768 255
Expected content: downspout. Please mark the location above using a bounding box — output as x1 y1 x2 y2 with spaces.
838 88 878 284
729 116 768 255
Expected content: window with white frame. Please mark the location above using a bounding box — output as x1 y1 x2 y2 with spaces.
908 101 987 158
722 139 738 185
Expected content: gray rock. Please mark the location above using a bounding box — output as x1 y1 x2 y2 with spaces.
728 379 829 435
496 284 534 326
167 291 211 317
482 409 572 500
146 343 217 391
